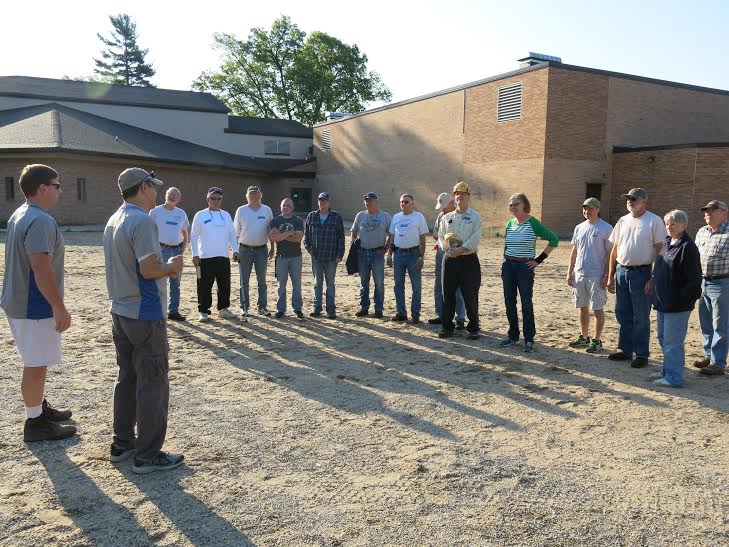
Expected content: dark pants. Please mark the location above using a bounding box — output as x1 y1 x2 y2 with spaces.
111 313 169 462
442 253 481 333
502 260 536 342
197 256 231 313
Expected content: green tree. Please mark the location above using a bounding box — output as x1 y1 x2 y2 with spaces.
94 14 155 87
194 16 391 126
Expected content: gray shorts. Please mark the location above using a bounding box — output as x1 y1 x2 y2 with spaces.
572 273 608 310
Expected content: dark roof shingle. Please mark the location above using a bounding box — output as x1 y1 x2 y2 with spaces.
226 116 312 138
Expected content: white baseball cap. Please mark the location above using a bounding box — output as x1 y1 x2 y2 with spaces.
435 192 451 210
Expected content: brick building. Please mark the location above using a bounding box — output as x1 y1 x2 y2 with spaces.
0 76 315 225
313 54 729 236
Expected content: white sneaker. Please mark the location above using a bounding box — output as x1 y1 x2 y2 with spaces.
218 308 235 319
648 372 663 381
199 312 209 322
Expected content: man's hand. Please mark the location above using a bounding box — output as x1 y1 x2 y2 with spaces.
192 256 201 267
600 274 609 289
167 255 183 277
232 252 239 263
268 248 275 260
644 278 654 296
415 256 424 272
386 254 393 268
52 304 71 333
448 246 466 258
336 257 342 264
566 272 574 287
607 278 616 294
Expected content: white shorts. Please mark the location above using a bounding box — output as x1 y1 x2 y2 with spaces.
572 274 608 310
7 318 62 367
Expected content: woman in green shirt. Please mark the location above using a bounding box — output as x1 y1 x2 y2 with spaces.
500 193 559 352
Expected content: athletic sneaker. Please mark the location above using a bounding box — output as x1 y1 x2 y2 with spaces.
499 337 517 347
653 378 680 388
524 341 535 353
648 372 664 381
309 311 322 317
199 312 209 322
167 311 186 322
373 310 384 319
275 311 284 318
295 311 304 320
218 308 235 319
355 308 369 317
24 414 76 442
132 452 185 474
390 314 408 322
455 321 465 331
42 399 72 422
700 364 726 376
258 308 271 317
585 339 603 353
569 334 591 348
110 439 136 463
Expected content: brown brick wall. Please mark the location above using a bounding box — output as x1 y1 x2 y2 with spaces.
693 147 729 231
0 154 312 225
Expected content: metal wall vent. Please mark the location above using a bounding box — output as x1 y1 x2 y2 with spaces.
497 82 523 122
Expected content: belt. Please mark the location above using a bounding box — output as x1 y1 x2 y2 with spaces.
160 242 183 248
704 273 729 281
504 255 532 263
240 244 267 250
361 246 385 251
395 246 420 253
619 264 651 270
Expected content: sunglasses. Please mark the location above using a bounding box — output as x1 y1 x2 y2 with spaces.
209 196 222 201
627 197 638 202
45 182 61 189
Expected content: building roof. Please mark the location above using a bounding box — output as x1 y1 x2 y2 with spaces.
226 116 312 138
614 142 729 153
0 76 230 113
0 102 313 174
315 61 729 127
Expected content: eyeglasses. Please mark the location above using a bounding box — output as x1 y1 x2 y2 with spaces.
45 182 61 189
400 200 411 204
209 196 222 201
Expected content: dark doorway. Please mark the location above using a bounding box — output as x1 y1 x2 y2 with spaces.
585 183 602 201
291 188 312 214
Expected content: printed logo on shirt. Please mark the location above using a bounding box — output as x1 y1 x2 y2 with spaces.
204 219 212 224
279 222 295 233
165 221 179 226
257 216 266 220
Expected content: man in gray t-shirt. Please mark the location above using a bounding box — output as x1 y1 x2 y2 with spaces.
103 167 185 474
351 192 393 318
0 164 76 442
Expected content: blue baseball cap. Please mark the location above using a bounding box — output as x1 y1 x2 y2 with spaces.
207 186 223 197
364 192 378 200
318 192 331 201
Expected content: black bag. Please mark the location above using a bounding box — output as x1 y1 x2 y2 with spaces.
345 238 361 275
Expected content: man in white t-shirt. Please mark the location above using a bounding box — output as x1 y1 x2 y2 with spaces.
566 198 613 354
233 185 273 317
387 193 429 323
606 187 664 368
149 187 189 321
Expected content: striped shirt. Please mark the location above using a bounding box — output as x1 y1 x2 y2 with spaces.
504 216 559 259
695 220 729 277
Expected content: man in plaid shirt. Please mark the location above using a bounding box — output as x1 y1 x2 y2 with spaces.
694 200 729 376
304 192 345 319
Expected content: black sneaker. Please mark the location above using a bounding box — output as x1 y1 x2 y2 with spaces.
24 414 76 442
373 310 384 319
355 308 369 317
455 321 465 331
410 315 421 324
295 311 304 320
390 314 407 322
132 451 185 474
309 311 322 317
438 330 454 338
327 313 337 320
42 399 72 422
275 311 284 318
608 351 633 361
630 357 649 368
167 311 186 322
110 439 136 463
428 317 442 325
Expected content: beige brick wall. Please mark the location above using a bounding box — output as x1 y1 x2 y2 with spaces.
0 154 311 225
693 147 729 232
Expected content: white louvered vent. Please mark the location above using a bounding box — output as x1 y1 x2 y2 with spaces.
497 82 523 122
321 128 332 151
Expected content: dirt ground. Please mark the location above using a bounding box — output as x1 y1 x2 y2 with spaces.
1 232 728 546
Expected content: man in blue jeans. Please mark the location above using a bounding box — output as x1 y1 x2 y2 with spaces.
429 192 465 328
269 198 305 320
388 194 429 323
694 200 729 376
351 192 392 319
606 188 665 368
304 192 345 319
149 187 189 321
233 185 273 317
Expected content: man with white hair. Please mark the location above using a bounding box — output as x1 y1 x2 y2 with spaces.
429 192 465 328
150 187 189 321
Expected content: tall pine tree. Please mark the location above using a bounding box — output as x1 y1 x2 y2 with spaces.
94 14 155 87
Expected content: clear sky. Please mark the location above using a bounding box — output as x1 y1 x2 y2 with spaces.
4 0 729 110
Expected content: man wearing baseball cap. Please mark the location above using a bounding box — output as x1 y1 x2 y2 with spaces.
103 167 185 473
429 192 466 328
606 187 664 368
190 187 239 322
304 192 345 319
351 192 392 318
566 198 613 353
437 181 482 339
693 199 729 376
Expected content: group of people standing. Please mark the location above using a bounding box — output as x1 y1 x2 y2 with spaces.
2 163 728 473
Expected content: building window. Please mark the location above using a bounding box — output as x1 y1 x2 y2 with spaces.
77 178 87 202
320 128 332 151
585 183 602 202
497 82 523 122
5 177 15 201
264 140 291 156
